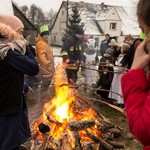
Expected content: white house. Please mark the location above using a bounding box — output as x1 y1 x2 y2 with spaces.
50 1 140 47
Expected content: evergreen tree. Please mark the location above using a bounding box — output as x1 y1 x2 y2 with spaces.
66 4 81 37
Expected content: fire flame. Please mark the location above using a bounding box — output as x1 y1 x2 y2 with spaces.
32 65 103 148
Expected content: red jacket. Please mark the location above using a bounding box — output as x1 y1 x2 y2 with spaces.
121 68 150 150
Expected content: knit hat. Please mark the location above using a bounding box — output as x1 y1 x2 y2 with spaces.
0 14 24 32
74 26 84 35
39 24 49 36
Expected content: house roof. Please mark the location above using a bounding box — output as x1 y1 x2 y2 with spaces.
83 20 102 35
115 6 140 35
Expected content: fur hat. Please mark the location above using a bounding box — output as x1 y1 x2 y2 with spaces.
0 23 15 41
0 14 24 32
74 26 84 35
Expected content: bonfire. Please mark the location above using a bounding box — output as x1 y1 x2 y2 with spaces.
31 66 124 150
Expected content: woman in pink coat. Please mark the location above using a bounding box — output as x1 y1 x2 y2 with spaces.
121 0 150 149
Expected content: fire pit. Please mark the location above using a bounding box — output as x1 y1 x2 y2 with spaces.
30 66 124 150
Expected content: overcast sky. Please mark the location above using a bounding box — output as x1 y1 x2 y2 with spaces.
13 0 132 12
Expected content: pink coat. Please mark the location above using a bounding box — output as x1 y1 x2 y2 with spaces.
121 68 150 150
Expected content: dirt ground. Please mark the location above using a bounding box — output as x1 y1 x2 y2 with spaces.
26 82 142 150
93 100 142 150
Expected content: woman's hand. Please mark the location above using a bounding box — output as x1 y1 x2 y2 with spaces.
131 39 150 69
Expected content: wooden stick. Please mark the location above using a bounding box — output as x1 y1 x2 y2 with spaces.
74 131 82 150
91 87 123 98
85 130 113 150
47 115 62 126
76 92 125 115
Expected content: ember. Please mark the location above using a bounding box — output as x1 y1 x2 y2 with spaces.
31 66 124 150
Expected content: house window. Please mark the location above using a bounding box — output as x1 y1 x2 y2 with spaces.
110 23 117 30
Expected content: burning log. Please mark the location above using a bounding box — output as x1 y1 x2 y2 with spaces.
47 115 62 126
85 130 113 150
37 139 47 150
69 120 95 131
37 123 60 150
76 92 123 131
82 142 95 150
38 123 50 134
91 143 100 150
74 131 82 150
60 134 72 150
48 135 60 150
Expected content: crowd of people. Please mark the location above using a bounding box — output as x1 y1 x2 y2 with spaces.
1 0 150 149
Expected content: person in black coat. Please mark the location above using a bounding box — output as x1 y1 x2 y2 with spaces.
94 65 114 100
99 34 111 55
119 38 143 69
0 14 39 150
61 26 84 85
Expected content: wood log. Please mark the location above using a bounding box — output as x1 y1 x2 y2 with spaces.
85 130 113 150
76 92 123 130
47 115 62 126
69 120 95 131
82 142 94 150
74 131 82 150
37 139 47 150
91 143 100 150
108 128 122 138
38 123 50 134
48 135 60 150
60 134 72 150
108 140 124 148
30 140 35 150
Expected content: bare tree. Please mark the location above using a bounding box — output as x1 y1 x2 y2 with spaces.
45 9 57 29
28 4 38 25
